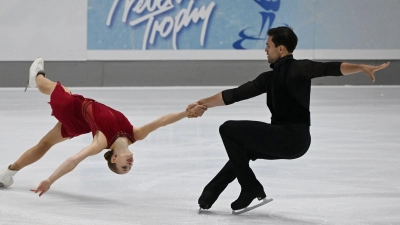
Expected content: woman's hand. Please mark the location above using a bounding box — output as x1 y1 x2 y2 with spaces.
186 103 207 118
30 179 51 197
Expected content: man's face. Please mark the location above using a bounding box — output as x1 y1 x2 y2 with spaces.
265 36 280 63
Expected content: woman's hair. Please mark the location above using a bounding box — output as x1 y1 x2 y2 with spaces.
267 26 298 53
104 150 121 174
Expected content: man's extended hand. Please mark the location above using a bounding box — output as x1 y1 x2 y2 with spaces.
186 103 207 118
362 62 390 82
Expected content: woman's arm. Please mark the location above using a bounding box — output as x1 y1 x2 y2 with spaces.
134 110 191 141
31 133 107 196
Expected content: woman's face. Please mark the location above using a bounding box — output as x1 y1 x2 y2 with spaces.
113 151 134 174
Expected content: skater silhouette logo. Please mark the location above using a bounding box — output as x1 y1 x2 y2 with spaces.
233 0 281 49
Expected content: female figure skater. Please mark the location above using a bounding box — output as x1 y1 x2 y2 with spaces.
0 58 205 196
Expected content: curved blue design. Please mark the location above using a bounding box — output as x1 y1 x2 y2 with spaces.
233 29 265 49
233 0 281 49
258 12 276 37
254 0 280 11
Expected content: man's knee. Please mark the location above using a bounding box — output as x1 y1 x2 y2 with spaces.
219 120 236 135
286 151 308 160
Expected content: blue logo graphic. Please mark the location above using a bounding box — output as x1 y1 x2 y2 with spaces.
233 0 280 49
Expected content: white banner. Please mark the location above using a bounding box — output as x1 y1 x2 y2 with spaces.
0 0 86 61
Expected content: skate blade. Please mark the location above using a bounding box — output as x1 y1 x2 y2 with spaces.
232 198 273 215
198 208 211 214
24 81 28 92
199 207 207 212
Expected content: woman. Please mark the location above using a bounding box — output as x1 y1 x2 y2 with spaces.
0 58 206 196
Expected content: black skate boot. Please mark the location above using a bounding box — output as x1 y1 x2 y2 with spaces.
231 189 266 210
198 190 219 210
231 189 272 215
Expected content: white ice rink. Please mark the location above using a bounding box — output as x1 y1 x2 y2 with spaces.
0 86 399 225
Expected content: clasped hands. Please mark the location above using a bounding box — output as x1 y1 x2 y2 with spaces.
186 103 207 118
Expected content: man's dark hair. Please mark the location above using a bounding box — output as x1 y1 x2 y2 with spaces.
104 149 121 174
267 26 298 53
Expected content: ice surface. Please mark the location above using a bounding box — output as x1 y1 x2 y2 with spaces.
0 86 399 225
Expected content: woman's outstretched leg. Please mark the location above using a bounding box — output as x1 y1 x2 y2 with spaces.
0 122 68 187
36 74 70 95
27 57 71 95
35 74 57 95
10 122 68 170
36 73 71 95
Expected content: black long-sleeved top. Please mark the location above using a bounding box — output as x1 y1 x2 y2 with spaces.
222 55 343 126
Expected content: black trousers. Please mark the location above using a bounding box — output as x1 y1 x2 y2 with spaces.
203 120 311 196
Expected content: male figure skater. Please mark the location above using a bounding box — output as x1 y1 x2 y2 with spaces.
187 26 390 214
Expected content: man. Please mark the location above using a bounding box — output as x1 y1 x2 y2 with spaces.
186 26 390 214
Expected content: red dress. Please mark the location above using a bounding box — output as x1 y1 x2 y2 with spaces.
49 82 135 148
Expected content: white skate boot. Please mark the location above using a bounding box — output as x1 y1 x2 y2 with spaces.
0 165 18 188
25 57 45 92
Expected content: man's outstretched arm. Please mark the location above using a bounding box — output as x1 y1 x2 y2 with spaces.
341 62 390 82
186 92 225 118
186 72 268 117
189 92 225 109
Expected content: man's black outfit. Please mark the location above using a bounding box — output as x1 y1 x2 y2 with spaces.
198 55 343 210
